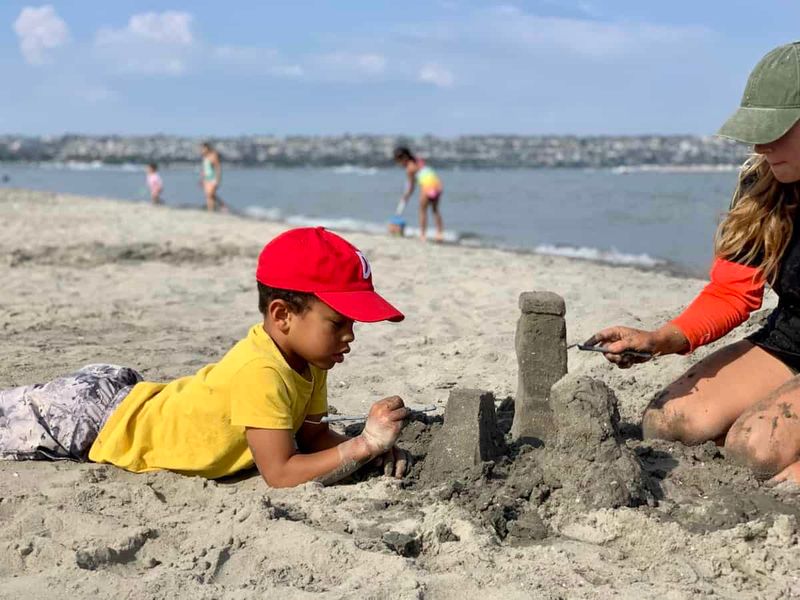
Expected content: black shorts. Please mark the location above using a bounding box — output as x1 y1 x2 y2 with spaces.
747 330 800 374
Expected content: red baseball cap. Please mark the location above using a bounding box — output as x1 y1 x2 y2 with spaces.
256 227 404 323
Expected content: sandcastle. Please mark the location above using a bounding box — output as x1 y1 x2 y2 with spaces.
419 290 649 512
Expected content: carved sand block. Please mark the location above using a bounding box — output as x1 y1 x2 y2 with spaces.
510 291 567 444
420 388 505 485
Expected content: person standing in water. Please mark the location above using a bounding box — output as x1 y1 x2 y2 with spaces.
145 163 163 205
200 142 227 212
393 147 444 242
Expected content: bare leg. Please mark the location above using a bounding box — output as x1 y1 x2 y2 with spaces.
431 197 444 241
213 192 228 213
419 196 429 241
204 182 227 212
642 340 794 444
725 375 800 478
203 181 215 211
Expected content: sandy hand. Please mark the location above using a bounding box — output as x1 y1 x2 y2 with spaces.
584 326 658 369
361 396 408 455
372 446 412 479
585 323 688 369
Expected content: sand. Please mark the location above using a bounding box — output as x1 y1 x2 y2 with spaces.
1 188 799 599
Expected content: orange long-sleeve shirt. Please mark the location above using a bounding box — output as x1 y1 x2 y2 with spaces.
670 258 765 352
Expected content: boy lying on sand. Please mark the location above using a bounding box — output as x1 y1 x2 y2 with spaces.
0 227 409 487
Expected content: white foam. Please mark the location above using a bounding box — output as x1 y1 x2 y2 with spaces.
534 243 664 268
285 214 388 235
241 204 462 242
611 164 739 174
330 164 379 176
242 206 283 221
39 161 143 172
401 226 460 243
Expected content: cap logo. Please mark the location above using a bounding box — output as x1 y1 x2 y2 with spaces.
355 250 371 280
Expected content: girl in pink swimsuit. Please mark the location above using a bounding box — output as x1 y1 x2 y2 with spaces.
393 146 444 242
146 163 163 205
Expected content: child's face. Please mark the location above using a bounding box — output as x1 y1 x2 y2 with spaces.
285 299 355 370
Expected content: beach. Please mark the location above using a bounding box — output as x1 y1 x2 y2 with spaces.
1 188 799 599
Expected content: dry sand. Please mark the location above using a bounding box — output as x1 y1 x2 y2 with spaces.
1 188 799 599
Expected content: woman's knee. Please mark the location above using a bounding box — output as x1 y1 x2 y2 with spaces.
725 414 791 477
641 390 715 445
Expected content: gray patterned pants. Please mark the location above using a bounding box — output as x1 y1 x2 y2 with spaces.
0 364 142 461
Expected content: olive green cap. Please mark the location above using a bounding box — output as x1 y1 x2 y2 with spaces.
718 41 800 144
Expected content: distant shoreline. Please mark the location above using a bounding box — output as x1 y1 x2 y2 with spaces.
0 133 749 169
0 159 742 173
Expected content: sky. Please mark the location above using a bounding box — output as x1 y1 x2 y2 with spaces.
3 1 800 136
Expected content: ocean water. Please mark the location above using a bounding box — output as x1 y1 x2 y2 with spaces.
0 162 740 277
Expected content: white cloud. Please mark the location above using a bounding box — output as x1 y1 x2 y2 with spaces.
96 11 193 46
318 52 387 76
474 7 709 59
212 45 303 78
95 11 195 75
127 12 193 44
13 5 70 65
419 63 454 88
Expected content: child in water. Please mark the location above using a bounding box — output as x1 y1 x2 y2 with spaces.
146 163 163 205
393 147 444 242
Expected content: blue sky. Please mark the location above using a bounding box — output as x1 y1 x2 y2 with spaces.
3 1 800 136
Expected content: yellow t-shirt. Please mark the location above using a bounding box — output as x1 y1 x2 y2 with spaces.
88 324 328 479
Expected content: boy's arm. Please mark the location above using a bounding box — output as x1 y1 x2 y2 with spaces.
246 396 407 488
246 426 372 488
295 415 349 452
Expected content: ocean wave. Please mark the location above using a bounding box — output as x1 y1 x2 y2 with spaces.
241 204 462 242
330 165 379 176
39 161 143 172
611 164 739 174
242 206 283 221
284 215 460 243
533 243 665 268
285 214 388 235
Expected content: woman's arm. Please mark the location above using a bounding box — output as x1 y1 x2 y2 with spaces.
588 257 765 367
670 257 765 351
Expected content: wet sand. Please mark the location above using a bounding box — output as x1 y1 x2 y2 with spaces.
1 189 798 599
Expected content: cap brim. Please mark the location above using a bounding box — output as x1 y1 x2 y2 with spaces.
717 106 800 144
315 290 404 323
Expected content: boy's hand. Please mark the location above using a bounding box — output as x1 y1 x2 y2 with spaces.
361 396 408 455
373 446 411 479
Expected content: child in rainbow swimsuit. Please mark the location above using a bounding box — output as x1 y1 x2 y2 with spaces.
393 146 444 242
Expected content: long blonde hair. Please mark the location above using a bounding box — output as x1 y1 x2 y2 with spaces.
715 154 800 284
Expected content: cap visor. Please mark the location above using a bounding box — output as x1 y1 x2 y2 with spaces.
717 106 800 144
315 290 404 323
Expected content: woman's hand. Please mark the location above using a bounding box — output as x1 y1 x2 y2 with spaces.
584 323 689 369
